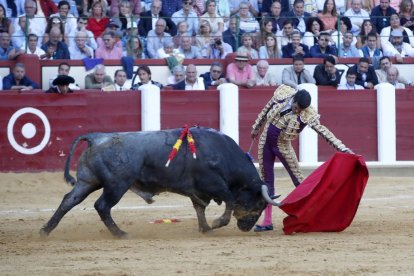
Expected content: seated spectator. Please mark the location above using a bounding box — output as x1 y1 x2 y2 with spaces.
206 36 233 59
222 16 244 52
195 20 213 57
109 0 141 17
382 29 414 62
0 4 12 34
356 20 381 49
173 21 191 48
42 15 67 46
69 31 94 59
72 16 98 50
86 1 109 39
237 33 259 59
110 0 140 36
11 16 27 50
138 0 177 37
95 31 123 59
85 64 113 89
200 0 224 36
281 0 311 35
346 57 379 89
40 27 71 59
171 0 199 36
380 14 414 51
258 17 274 47
345 0 374 14
399 0 414 33
226 52 255 88
338 70 364 90
282 54 315 89
338 31 360 58
382 66 405 88
50 1 77 44
375 56 412 86
282 31 310 58
254 60 278 86
131 65 164 90
146 18 173 58
317 0 338 33
0 32 24 60
24 34 46 57
229 0 259 18
266 1 284 33
17 0 47 44
359 32 383 61
371 0 397 33
199 61 227 88
178 36 202 59
2 63 39 91
45 75 75 94
167 64 186 85
302 17 325 49
171 64 205 90
343 0 370 35
310 32 338 58
49 62 80 90
313 55 342 86
95 20 123 49
331 16 356 48
259 33 280 59
276 20 296 53
237 1 260 34
102 69 131 91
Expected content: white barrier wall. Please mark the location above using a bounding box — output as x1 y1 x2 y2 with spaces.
140 84 161 131
218 83 239 144
376 83 396 162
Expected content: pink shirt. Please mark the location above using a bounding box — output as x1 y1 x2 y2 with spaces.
95 46 123 59
226 63 255 82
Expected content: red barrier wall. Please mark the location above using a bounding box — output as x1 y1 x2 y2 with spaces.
1 88 413 172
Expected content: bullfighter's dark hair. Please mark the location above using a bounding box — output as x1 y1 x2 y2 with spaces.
294 90 311 109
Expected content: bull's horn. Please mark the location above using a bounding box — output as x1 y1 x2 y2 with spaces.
261 185 282 206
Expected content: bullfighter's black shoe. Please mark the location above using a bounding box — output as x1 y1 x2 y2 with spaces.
254 224 273 232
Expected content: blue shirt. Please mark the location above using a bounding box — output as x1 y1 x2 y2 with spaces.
41 41 71 59
0 45 17 60
310 44 338 58
339 45 360 58
2 73 40 90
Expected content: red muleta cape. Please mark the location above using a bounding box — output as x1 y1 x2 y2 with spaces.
279 152 369 235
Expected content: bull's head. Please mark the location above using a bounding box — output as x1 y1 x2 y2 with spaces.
233 186 267 231
233 185 283 231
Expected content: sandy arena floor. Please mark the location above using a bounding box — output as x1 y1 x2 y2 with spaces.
0 172 413 275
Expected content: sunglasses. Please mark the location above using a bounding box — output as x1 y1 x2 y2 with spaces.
183 2 192 5
212 70 222 73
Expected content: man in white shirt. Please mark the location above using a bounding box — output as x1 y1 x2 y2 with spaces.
16 0 46 46
343 0 370 35
102 70 131 91
375 56 412 86
385 66 405 89
255 60 278 86
383 29 414 62
338 70 364 90
171 64 205 90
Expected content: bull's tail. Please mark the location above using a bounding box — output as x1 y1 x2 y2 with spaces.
64 134 93 186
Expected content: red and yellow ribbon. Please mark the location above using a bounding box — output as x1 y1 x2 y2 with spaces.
165 125 197 167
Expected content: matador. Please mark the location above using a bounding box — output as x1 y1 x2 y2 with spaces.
251 85 353 232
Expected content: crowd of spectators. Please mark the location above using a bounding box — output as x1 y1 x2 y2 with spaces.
1 0 414 91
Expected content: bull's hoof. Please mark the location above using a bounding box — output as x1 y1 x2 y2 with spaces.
199 226 212 233
113 230 128 239
39 228 50 238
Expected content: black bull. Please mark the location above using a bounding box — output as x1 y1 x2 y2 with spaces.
40 127 280 238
